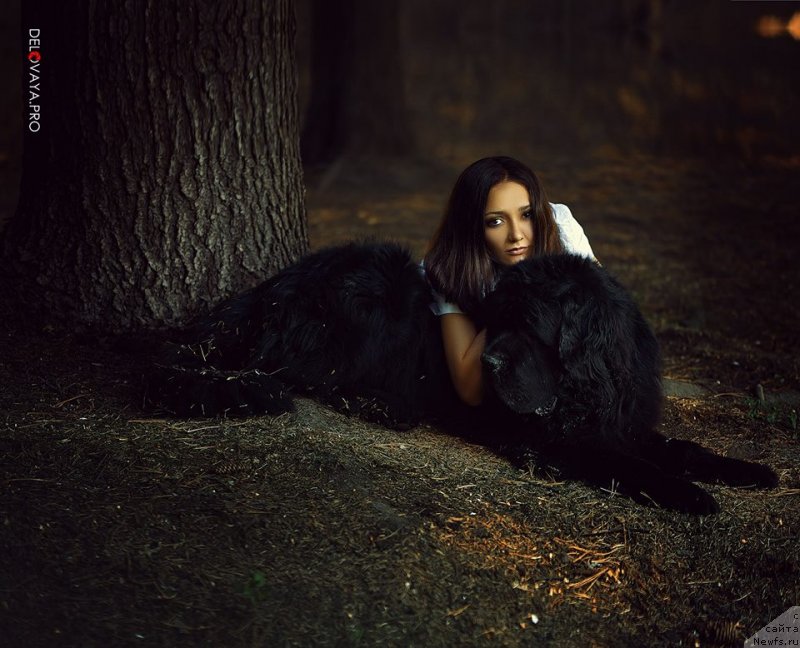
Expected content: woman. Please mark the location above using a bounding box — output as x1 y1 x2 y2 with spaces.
422 156 597 406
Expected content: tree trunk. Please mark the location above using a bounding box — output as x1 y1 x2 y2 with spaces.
3 0 307 332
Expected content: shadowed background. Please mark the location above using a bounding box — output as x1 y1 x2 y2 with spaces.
3 1 799 224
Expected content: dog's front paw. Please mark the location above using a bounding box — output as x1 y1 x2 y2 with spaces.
646 479 720 515
729 462 779 489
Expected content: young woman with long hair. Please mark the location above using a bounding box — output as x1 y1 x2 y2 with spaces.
422 156 597 406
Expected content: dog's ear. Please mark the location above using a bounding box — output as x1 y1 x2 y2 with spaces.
557 299 617 395
532 301 561 348
557 300 586 370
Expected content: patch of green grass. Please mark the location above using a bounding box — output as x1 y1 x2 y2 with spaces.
745 398 798 432
242 570 270 605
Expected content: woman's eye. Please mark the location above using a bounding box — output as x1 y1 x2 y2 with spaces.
485 218 503 228
522 210 533 219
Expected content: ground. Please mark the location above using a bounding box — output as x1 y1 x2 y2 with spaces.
1 152 799 646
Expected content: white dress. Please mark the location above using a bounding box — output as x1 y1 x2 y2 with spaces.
426 203 595 316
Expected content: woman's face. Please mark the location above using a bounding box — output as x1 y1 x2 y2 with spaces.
483 181 533 266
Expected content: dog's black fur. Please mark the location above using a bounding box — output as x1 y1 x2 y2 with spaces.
146 242 778 514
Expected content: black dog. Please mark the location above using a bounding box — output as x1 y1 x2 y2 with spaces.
147 242 778 514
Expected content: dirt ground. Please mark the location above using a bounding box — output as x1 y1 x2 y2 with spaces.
1 152 799 647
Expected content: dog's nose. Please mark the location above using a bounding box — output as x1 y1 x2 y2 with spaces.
482 352 503 372
534 395 558 417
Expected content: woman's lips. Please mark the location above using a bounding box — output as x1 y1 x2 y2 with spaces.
506 246 528 256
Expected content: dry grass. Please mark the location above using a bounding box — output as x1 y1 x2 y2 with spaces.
1 321 797 647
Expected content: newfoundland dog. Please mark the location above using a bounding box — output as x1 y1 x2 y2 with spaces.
147 242 778 514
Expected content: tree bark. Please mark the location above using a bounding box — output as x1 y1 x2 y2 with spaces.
3 0 307 332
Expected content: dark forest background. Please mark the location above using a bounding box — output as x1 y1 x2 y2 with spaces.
2 0 799 234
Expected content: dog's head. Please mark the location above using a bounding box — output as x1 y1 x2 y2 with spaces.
482 323 561 417
481 254 614 417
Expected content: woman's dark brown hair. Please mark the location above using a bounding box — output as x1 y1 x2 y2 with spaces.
423 156 563 315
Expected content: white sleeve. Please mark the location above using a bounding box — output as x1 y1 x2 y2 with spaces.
551 203 596 260
429 289 464 316
419 261 464 316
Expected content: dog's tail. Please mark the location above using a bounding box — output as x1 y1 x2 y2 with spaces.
144 341 294 418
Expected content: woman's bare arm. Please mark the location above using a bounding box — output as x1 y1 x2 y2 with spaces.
440 313 486 406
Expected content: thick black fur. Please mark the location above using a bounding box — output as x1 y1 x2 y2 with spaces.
146 242 778 514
